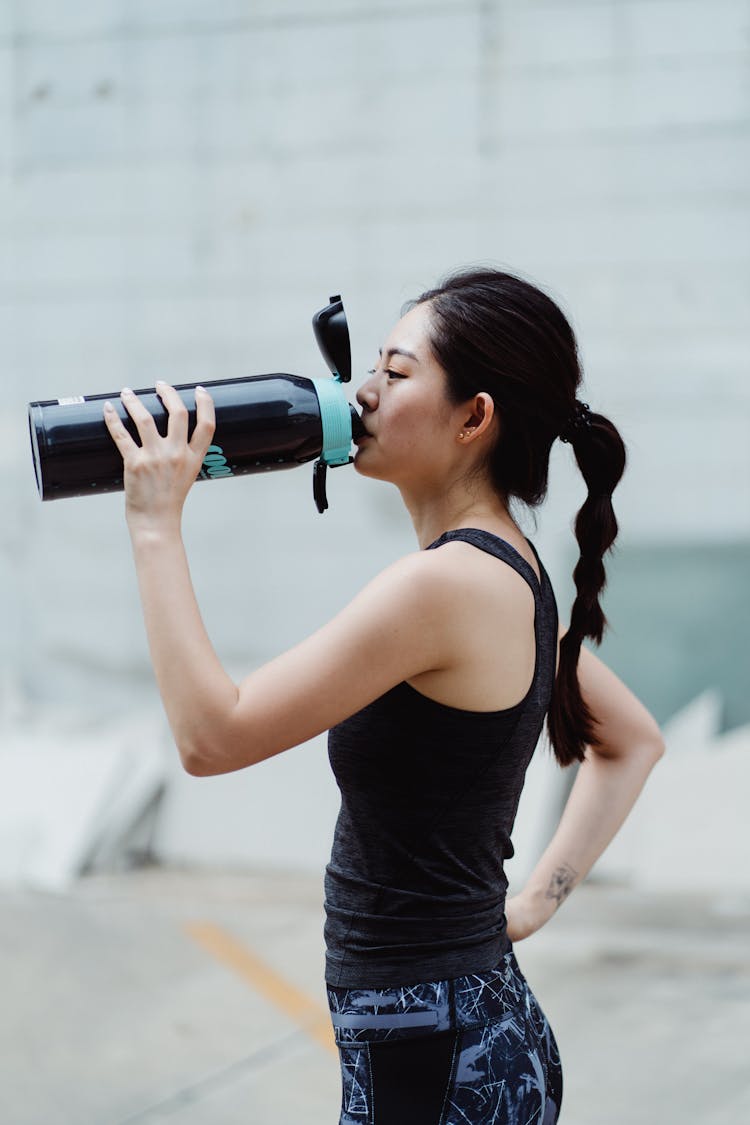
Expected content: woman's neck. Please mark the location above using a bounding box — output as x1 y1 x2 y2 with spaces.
401 480 519 551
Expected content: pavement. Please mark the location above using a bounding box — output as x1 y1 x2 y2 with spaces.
1 867 749 1125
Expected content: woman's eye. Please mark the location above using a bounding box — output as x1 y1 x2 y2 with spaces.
367 367 406 380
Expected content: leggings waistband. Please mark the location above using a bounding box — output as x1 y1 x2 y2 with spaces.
327 949 529 1045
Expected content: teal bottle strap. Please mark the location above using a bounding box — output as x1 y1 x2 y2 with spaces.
312 375 353 466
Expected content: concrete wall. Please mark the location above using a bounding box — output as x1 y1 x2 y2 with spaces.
2 0 748 876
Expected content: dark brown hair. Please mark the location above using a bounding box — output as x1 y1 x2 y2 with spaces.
406 266 627 766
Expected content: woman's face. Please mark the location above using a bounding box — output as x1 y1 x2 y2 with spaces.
353 301 467 490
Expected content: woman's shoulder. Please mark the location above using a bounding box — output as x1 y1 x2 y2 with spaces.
381 538 522 595
419 532 540 599
391 536 541 711
365 546 471 619
378 539 537 661
366 532 538 638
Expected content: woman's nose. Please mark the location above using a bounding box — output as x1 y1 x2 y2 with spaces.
356 378 378 412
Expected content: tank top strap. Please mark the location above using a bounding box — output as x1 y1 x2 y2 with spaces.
427 526 559 701
426 527 543 600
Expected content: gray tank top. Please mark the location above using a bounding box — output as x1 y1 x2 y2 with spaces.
324 528 559 988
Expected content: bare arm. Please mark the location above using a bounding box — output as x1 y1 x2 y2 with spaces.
104 383 459 776
130 530 452 775
506 624 666 941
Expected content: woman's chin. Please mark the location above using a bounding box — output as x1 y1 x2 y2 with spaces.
353 442 371 466
353 452 374 478
353 446 391 483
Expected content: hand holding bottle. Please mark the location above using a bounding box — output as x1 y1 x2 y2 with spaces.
103 381 216 536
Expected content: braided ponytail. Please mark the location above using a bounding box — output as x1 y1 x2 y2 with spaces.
548 410 627 764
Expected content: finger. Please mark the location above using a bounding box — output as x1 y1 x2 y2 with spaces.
188 385 217 462
119 387 160 448
155 380 189 445
103 400 139 459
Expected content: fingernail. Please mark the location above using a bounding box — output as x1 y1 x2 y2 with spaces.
155 380 166 388
121 387 133 396
104 400 115 413
196 385 206 394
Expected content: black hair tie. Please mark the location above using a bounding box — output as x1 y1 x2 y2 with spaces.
559 400 592 444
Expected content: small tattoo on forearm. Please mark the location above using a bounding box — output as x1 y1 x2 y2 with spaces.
545 863 578 907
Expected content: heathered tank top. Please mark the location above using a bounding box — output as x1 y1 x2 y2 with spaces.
324 528 559 988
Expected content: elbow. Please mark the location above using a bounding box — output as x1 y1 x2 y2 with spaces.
177 728 261 776
649 735 667 764
180 744 214 777
644 716 667 762
178 731 221 777
174 709 241 776
634 731 666 770
590 729 667 766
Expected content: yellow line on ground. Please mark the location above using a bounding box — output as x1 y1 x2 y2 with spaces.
185 920 337 1056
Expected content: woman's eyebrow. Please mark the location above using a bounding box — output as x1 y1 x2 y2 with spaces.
378 346 420 364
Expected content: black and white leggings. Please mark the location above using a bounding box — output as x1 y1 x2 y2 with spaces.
327 949 562 1125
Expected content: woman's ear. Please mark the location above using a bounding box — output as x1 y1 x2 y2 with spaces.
458 393 496 443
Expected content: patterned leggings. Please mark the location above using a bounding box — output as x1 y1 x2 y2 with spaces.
327 949 562 1125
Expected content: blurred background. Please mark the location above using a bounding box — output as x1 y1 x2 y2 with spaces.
1 1 748 1123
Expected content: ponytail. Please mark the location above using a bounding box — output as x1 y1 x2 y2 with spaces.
546 410 627 765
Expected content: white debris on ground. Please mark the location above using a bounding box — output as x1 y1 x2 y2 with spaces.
591 689 750 894
0 703 168 893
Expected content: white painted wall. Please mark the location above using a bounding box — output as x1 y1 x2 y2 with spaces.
2 1 748 877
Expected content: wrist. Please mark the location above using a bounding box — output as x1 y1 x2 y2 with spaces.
127 520 183 550
505 886 554 942
524 884 559 926
526 861 580 920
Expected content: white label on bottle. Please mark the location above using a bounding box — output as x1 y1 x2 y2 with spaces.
57 396 85 405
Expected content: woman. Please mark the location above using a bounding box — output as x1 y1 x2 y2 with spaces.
104 267 665 1124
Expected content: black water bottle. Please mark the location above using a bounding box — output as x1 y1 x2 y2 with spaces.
28 296 365 513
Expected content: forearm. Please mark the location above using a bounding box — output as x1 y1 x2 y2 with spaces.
130 527 239 770
524 739 665 921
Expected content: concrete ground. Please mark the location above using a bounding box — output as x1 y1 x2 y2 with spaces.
1 868 748 1125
